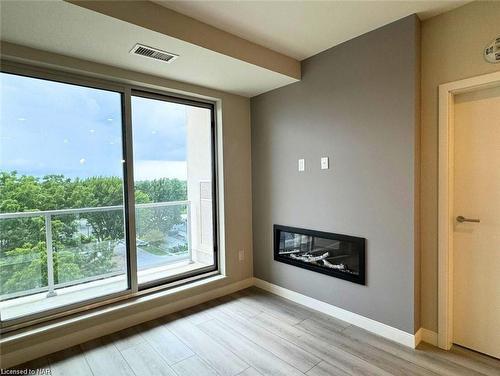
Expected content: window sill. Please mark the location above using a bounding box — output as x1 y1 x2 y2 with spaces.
1 273 228 346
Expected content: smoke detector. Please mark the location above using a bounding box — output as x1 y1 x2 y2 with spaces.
130 44 178 64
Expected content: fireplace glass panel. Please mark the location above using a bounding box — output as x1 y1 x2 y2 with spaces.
274 225 365 284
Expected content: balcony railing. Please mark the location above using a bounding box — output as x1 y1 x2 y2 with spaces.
0 201 191 301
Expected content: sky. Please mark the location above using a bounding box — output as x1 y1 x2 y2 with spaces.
0 72 188 181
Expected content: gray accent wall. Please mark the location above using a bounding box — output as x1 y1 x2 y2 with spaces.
251 15 420 334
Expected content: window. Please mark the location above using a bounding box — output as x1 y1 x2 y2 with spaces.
131 93 215 287
0 67 218 326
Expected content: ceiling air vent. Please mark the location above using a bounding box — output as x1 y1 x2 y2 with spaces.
130 44 179 64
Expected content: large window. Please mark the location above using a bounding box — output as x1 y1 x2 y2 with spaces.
131 93 215 287
0 67 217 326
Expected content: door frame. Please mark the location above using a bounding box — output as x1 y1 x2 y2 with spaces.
438 70 500 350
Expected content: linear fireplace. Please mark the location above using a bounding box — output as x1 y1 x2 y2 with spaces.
274 225 366 285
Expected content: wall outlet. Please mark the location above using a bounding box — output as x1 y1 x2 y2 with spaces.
238 250 245 262
298 158 305 172
321 156 329 170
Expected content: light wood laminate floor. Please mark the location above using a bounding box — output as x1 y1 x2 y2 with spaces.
11 287 500 376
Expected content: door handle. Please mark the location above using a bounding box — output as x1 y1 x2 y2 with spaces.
456 216 480 223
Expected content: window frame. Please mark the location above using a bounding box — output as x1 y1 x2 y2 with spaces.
130 89 219 290
0 61 220 331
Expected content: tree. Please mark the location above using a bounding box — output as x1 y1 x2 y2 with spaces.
0 172 188 296
135 178 187 240
70 176 125 241
135 178 186 202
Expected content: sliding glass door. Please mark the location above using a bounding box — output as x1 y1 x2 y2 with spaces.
0 66 218 327
0 72 130 322
131 93 216 287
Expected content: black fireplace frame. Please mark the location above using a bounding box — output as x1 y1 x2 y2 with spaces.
273 224 366 285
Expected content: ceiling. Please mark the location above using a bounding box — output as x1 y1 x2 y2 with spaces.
155 0 470 60
0 0 297 97
0 1 471 97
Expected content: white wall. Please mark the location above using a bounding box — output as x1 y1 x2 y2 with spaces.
186 106 214 264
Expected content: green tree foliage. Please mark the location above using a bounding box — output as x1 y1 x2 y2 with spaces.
0 172 187 296
135 179 186 202
71 176 126 241
135 179 187 241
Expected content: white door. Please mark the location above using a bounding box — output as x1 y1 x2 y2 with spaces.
453 84 500 359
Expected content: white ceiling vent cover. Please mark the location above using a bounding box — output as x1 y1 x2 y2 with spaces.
130 44 178 63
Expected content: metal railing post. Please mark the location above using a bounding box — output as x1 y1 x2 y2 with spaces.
45 213 57 297
187 201 193 264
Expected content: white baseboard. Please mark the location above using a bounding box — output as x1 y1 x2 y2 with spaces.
3 275 436 369
253 278 419 348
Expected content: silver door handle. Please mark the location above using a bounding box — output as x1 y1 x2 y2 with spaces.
456 216 480 223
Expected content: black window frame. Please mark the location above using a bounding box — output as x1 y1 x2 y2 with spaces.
0 61 220 331
130 89 219 291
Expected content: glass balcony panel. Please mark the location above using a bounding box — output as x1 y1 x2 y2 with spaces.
0 217 46 298
52 209 127 286
135 203 189 271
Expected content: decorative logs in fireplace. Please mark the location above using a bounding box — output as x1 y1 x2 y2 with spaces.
273 225 366 285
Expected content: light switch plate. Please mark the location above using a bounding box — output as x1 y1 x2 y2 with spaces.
298 159 305 172
238 250 245 262
321 157 329 170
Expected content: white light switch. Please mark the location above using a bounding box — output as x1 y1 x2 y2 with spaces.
238 250 245 262
298 159 305 172
321 157 329 170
